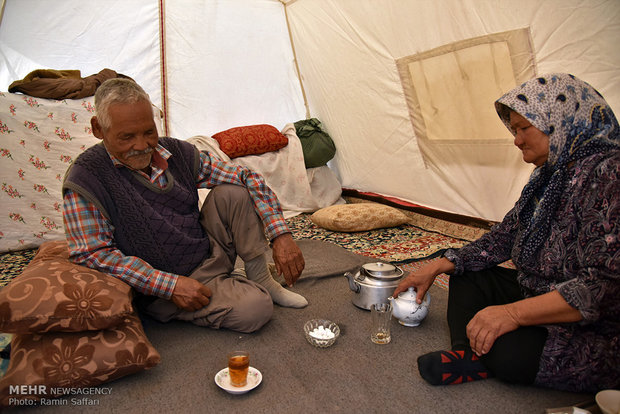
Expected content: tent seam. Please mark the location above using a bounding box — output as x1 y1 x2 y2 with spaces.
158 0 170 136
283 1 310 119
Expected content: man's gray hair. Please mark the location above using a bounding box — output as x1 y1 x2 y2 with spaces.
94 78 151 130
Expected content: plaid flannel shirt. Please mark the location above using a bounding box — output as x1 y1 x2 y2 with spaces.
63 143 290 299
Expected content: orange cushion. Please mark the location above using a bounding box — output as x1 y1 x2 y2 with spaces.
212 124 288 158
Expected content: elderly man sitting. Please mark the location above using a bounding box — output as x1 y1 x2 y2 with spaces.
62 78 307 334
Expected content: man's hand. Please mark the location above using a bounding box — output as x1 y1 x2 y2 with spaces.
271 233 305 287
171 276 212 312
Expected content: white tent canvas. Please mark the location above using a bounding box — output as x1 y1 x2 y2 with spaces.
1 0 619 222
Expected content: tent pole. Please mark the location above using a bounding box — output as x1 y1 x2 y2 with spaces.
282 1 310 119
158 0 170 136
0 0 6 29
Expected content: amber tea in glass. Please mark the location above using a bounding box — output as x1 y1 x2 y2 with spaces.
227 351 250 387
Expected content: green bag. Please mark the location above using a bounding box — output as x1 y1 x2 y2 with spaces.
293 118 337 168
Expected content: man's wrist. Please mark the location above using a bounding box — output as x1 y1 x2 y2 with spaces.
147 269 179 300
270 231 293 246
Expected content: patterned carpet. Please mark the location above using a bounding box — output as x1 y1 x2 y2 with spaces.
287 213 471 289
287 213 514 289
287 213 468 262
0 248 37 287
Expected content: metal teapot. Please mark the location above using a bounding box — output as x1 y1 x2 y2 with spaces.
344 262 404 310
388 287 430 327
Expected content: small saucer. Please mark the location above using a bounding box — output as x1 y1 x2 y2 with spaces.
215 367 262 394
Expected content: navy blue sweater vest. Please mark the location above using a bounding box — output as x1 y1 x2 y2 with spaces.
63 137 210 276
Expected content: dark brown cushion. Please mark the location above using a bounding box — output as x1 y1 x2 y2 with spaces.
0 312 161 405
0 241 134 333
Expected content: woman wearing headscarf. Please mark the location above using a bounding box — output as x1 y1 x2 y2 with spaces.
393 73 619 393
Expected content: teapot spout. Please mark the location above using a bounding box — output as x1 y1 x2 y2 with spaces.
387 296 395 304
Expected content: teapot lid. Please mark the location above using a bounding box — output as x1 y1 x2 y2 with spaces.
361 262 403 280
397 287 430 305
397 287 418 301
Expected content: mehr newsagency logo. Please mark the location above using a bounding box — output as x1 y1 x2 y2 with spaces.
8 384 112 407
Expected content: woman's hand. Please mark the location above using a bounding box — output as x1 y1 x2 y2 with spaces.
466 290 582 356
392 257 455 303
466 305 520 356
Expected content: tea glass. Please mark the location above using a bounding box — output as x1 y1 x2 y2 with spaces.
227 351 250 387
370 303 392 344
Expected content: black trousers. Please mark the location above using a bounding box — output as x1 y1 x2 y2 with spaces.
447 266 548 384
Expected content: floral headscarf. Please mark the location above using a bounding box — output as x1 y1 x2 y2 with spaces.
495 73 620 263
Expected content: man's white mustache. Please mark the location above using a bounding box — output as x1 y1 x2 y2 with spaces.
126 148 154 157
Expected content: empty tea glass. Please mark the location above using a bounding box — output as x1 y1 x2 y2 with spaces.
370 302 392 344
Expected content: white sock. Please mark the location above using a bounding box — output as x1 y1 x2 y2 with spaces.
244 255 308 308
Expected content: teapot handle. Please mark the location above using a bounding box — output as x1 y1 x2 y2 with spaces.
344 272 361 293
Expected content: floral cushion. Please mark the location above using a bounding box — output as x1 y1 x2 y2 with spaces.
0 240 134 333
311 203 410 232
0 312 160 405
212 124 288 159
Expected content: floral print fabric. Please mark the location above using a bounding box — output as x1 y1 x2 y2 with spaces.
446 74 620 392
0 93 99 252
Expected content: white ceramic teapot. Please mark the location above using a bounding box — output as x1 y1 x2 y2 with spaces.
388 287 430 327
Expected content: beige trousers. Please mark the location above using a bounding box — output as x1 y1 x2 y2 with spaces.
142 184 273 333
